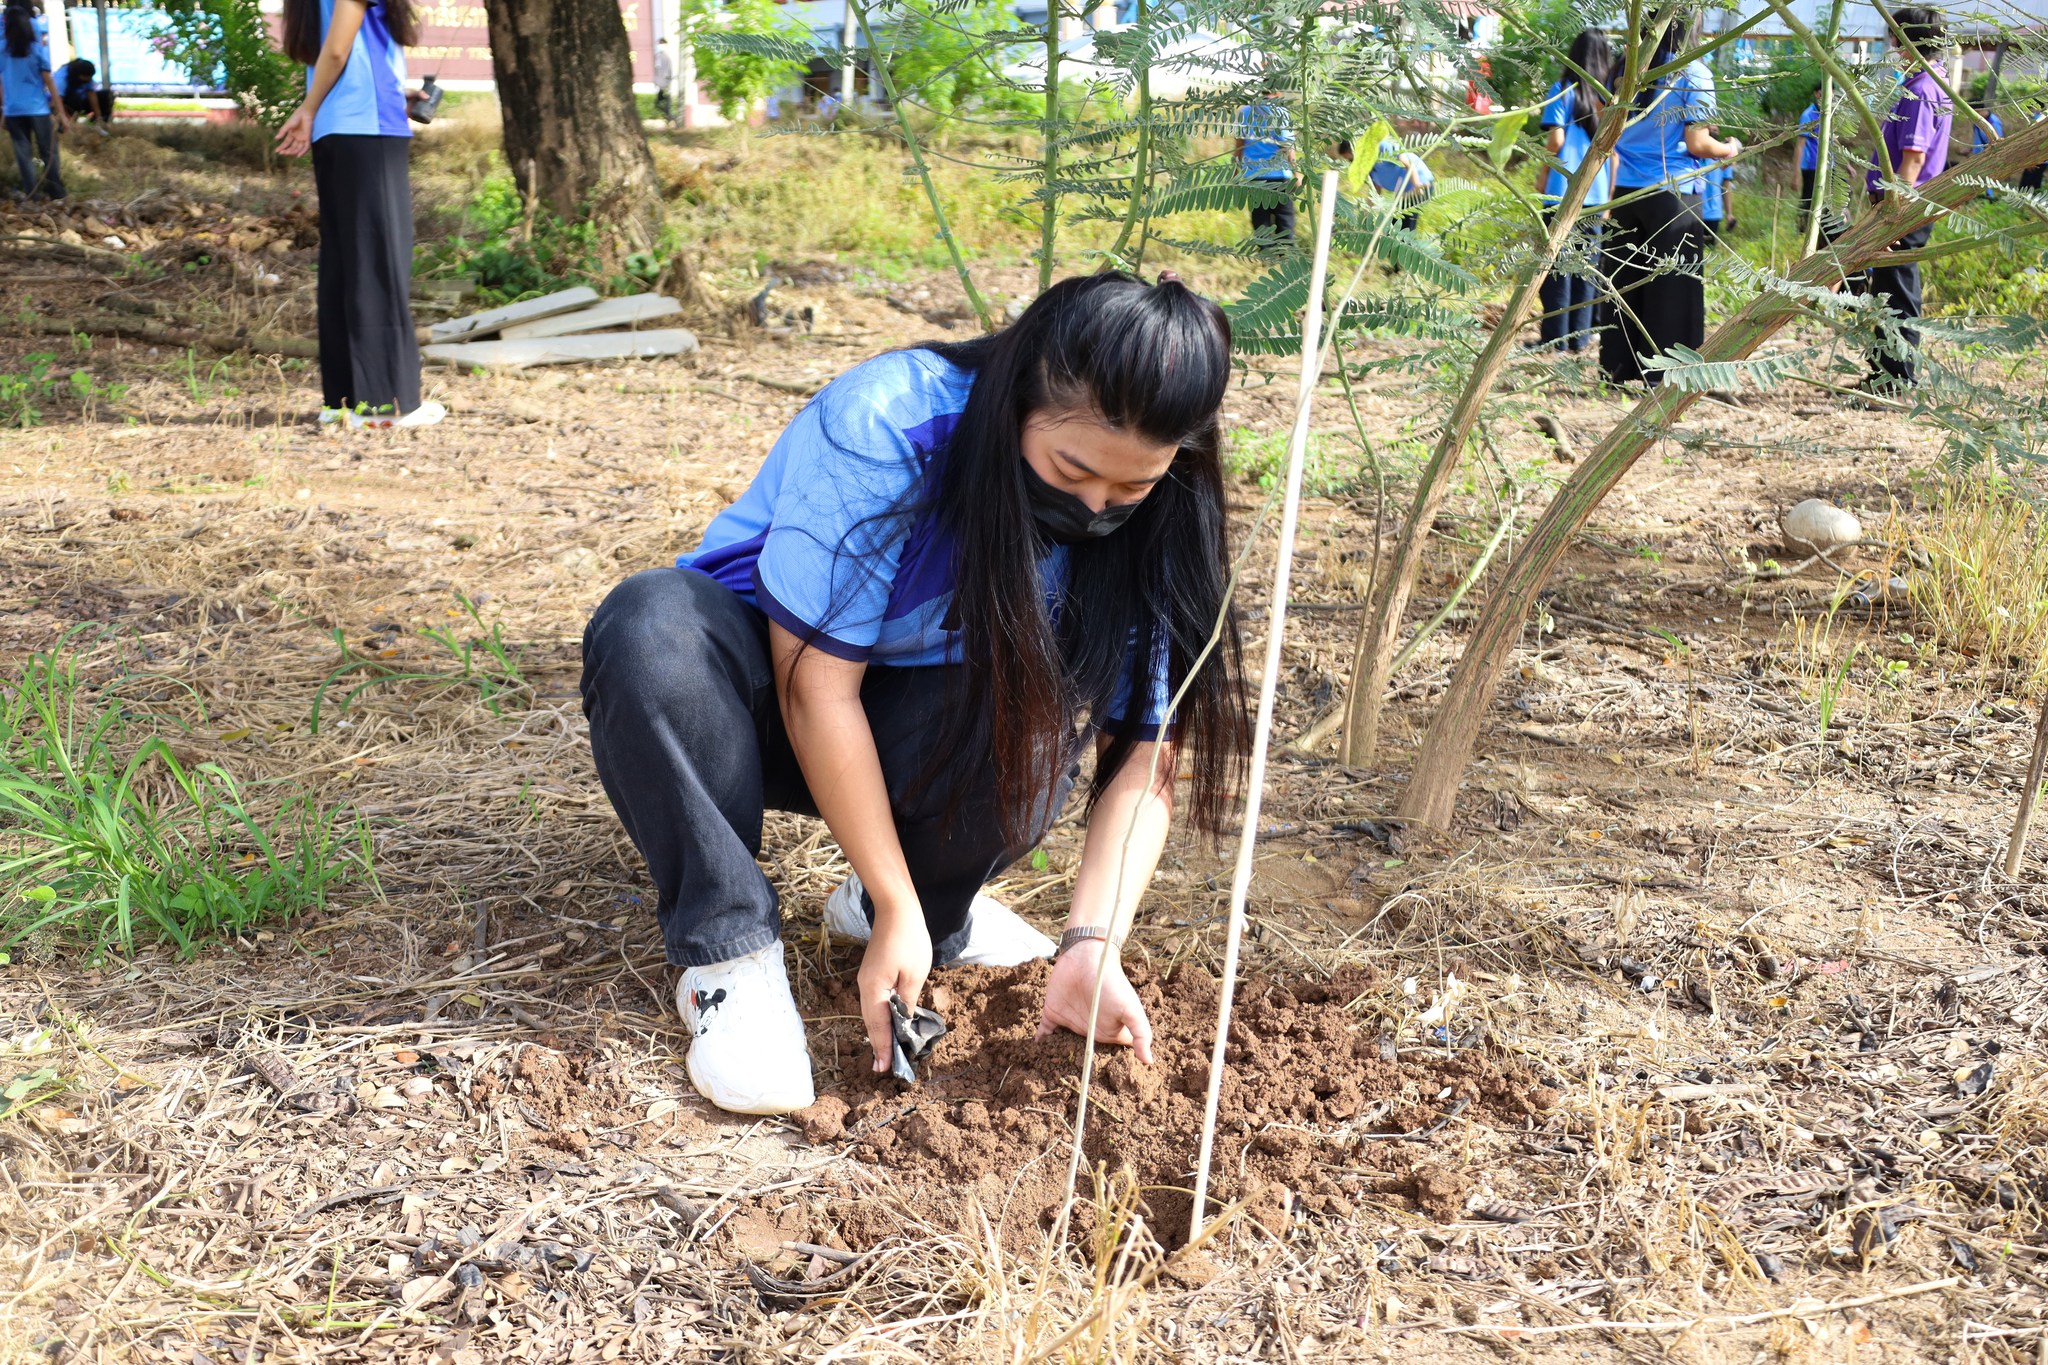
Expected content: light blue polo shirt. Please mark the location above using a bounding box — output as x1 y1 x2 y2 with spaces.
678 348 1174 734
1539 80 1612 207
308 0 410 141
1614 60 1716 192
1 39 52 117
1798 102 1820 172
1238 101 1294 181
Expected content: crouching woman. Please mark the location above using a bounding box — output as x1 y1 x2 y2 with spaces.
580 273 1247 1115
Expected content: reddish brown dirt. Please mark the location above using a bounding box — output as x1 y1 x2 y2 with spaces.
796 961 1557 1248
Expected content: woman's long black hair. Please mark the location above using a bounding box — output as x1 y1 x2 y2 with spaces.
1633 11 1694 109
282 0 418 66
916 273 1248 843
1562 28 1614 135
3 1 36 60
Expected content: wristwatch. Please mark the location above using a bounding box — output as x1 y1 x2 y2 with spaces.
1056 925 1118 957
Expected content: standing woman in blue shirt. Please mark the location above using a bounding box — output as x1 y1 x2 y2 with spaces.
3 0 69 200
1236 87 1297 253
1599 15 1742 386
580 274 1247 1116
275 0 443 428
1534 28 1615 352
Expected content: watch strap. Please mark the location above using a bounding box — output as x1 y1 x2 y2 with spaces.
1056 925 1116 957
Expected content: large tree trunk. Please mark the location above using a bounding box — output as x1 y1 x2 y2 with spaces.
1396 117 2048 829
483 0 662 250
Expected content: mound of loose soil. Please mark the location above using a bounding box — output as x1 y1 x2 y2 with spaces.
797 961 1558 1247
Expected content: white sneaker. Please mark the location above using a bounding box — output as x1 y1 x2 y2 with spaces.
394 400 446 429
678 942 815 1115
822 873 1056 967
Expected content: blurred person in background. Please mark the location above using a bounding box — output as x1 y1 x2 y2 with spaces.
1236 85 1297 252
1856 4 1953 394
275 0 444 428
2 0 68 200
1598 13 1740 386
1534 28 1615 352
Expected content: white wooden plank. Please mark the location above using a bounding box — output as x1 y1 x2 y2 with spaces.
422 329 699 370
500 294 682 340
427 286 601 343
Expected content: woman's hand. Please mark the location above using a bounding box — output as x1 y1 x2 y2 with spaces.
1036 942 1154 1064
275 105 314 158
858 910 933 1074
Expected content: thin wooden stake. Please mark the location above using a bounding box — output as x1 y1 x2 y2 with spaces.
1189 170 1341 1244
2006 695 2048 880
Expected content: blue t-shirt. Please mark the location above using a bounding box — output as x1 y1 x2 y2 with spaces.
1972 111 2003 153
308 0 410 141
1368 138 1434 196
1 39 52 117
1238 101 1293 181
1798 102 1820 172
1539 80 1612 208
1614 59 1716 192
678 349 1173 732
55 62 91 99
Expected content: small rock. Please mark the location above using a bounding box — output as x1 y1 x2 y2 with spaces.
1780 498 1862 554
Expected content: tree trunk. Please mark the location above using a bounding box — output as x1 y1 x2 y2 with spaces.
483 0 662 251
1337 99 1627 767
1396 117 2048 829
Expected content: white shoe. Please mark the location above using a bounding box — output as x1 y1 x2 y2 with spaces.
394 400 446 429
822 873 1056 968
678 942 815 1115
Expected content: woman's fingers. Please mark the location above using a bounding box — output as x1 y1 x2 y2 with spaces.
860 987 896 1073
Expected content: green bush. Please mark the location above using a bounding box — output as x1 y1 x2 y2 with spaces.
1 648 369 960
149 0 304 126
416 175 681 304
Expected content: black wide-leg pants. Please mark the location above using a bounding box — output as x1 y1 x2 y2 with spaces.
312 134 422 417
1598 189 1707 387
580 567 1071 968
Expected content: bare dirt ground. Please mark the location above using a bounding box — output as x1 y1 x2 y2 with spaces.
5 127 2048 1364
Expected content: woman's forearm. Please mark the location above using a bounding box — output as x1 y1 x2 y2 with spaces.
1067 740 1174 941
302 49 350 118
781 692 920 921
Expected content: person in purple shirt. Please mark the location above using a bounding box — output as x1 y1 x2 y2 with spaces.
1860 5 1952 392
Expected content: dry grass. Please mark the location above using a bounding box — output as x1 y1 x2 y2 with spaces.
1908 474 2048 699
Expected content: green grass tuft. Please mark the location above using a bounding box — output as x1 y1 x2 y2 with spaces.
0 648 370 961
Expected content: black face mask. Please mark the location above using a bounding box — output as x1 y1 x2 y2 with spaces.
1021 461 1143 543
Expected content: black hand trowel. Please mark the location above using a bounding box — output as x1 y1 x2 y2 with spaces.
887 992 948 1085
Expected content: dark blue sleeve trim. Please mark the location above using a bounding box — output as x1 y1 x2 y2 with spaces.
754 570 874 663
1092 717 1173 742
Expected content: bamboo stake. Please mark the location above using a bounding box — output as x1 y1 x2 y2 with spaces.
2005 695 2048 880
1188 169 1341 1244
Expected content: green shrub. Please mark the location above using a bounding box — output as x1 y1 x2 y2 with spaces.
0 648 369 960
149 0 304 126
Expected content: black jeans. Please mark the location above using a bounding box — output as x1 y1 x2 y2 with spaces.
1862 221 1932 386
1249 180 1296 252
5 114 63 199
1538 212 1601 350
312 134 421 416
580 567 1072 968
